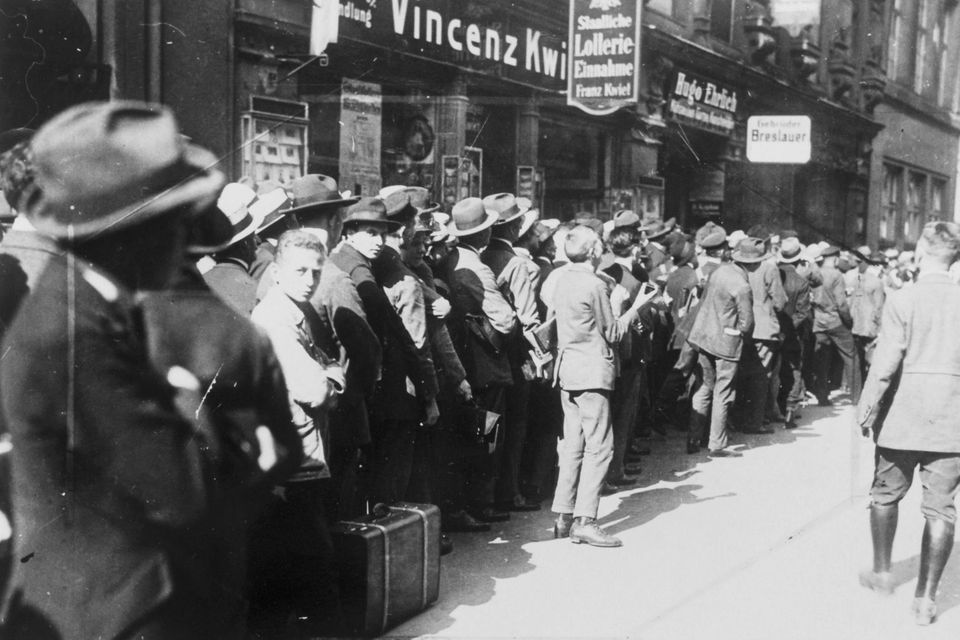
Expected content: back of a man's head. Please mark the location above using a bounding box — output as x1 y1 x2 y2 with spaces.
918 221 960 266
607 227 637 258
276 229 325 265
565 225 600 263
0 141 34 213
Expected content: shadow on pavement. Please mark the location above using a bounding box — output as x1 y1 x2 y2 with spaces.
889 539 960 619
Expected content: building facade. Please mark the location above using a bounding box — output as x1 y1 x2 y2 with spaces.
6 1 958 247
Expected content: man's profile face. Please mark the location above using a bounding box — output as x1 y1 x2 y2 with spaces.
276 246 323 303
345 222 386 259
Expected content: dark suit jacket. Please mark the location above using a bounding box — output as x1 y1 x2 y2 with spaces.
777 262 812 343
0 254 220 639
0 229 61 335
687 262 754 361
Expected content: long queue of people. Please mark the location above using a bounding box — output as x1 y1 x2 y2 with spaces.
0 100 931 638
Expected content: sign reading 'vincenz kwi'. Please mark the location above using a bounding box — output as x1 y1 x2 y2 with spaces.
567 0 641 115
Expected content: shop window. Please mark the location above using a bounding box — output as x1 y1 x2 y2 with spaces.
881 164 902 242
905 171 927 243
381 93 438 190
711 0 735 41
770 0 821 40
930 178 946 221
915 0 930 94
241 97 309 183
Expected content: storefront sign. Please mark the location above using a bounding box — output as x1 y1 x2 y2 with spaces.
339 78 382 196
667 70 738 134
333 0 568 92
746 115 812 163
567 0 641 115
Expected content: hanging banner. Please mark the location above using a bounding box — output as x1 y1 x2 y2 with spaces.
339 78 382 197
567 0 641 116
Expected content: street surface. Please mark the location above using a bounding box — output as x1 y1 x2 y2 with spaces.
388 397 960 640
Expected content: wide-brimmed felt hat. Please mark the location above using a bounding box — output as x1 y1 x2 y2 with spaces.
820 244 841 257
286 174 358 216
342 197 403 231
485 192 529 225
671 240 696 266
380 185 440 218
448 197 498 237
640 217 676 241
612 209 641 229
732 237 768 263
24 101 224 240
778 236 803 263
695 221 727 249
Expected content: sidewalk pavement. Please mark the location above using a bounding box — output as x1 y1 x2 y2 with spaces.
388 398 960 640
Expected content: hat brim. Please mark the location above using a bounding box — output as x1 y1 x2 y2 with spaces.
448 209 498 237
29 144 225 241
493 207 528 225
342 217 404 232
732 251 768 264
517 210 539 239
286 195 360 216
778 252 802 263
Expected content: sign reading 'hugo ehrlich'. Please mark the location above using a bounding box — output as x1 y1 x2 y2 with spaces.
668 70 738 134
567 0 641 115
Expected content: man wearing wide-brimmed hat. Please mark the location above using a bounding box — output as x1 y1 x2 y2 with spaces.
284 174 358 252
204 182 287 315
811 244 858 405
330 197 441 509
480 193 543 513
639 217 675 275
776 236 813 428
685 237 757 456
440 197 518 524
0 101 242 639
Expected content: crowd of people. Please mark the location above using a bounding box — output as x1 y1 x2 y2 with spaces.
0 100 954 637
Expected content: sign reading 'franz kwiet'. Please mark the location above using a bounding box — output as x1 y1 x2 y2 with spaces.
333 0 568 92
567 0 641 116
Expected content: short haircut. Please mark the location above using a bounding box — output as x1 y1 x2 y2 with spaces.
276 229 325 263
607 227 637 257
0 141 34 211
459 228 491 250
919 220 960 262
565 225 600 263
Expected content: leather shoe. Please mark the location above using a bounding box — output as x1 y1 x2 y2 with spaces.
913 597 937 625
858 569 894 595
606 475 638 488
784 410 798 429
623 462 643 476
442 510 491 533
707 448 742 458
570 517 622 547
817 397 833 407
440 534 454 556
496 495 541 512
686 439 701 454
467 506 510 523
554 513 574 538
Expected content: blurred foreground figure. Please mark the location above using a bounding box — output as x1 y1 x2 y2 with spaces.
0 101 251 639
857 221 960 626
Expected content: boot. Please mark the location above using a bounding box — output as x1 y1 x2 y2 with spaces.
859 504 898 595
569 517 622 547
913 517 955 625
553 513 574 539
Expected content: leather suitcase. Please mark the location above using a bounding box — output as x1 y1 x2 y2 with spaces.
332 502 441 636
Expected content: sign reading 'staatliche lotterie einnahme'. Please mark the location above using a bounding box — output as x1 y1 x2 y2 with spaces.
567 0 641 116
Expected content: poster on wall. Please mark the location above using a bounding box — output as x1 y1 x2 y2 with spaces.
567 0 641 115
441 155 460 210
461 147 483 200
339 77 382 196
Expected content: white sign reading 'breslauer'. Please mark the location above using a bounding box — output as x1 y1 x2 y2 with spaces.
746 115 811 164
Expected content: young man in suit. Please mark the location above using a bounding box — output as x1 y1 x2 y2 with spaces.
541 226 656 547
686 237 758 456
857 221 960 625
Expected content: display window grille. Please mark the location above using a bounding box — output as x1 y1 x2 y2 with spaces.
241 96 309 183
